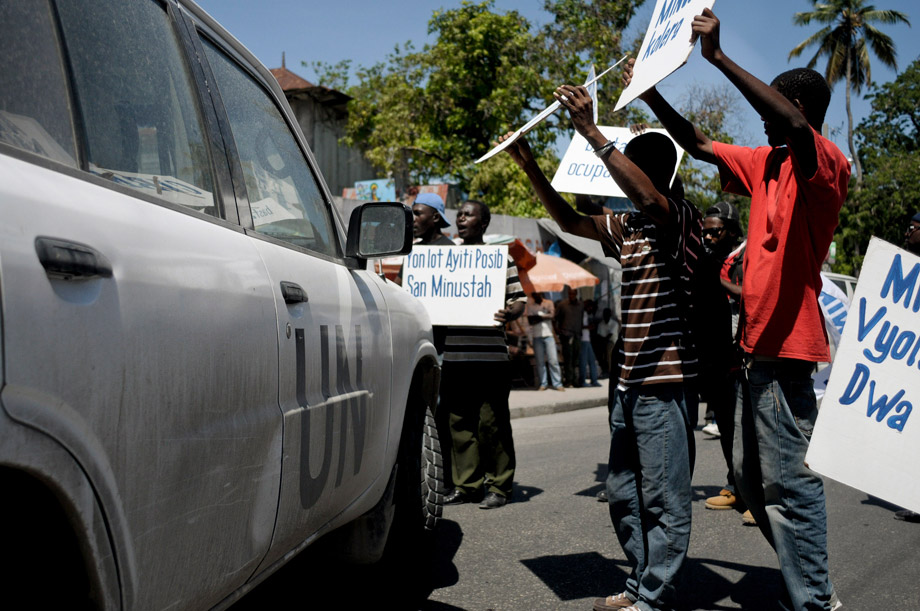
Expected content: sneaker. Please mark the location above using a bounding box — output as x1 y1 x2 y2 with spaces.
596 489 608 502
478 492 507 509
705 488 743 510
702 421 721 437
742 509 757 526
593 592 635 610
552 386 565 391
590 382 603 387
537 385 547 391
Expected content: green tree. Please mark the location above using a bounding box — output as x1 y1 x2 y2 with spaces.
538 0 648 127
834 57 920 274
312 1 659 216
789 0 910 186
320 1 556 210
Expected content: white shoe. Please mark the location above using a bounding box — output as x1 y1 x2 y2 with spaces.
702 422 721 438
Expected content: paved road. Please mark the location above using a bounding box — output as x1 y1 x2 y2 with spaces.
232 406 920 610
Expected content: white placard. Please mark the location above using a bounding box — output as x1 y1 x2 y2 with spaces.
475 57 627 164
550 126 684 197
807 238 920 513
615 0 716 111
813 273 852 400
402 245 508 326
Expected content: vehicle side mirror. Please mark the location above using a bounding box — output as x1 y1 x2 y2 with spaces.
346 202 413 260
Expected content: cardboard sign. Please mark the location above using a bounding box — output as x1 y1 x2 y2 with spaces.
615 0 717 111
807 238 920 513
402 245 508 326
0 110 75 166
88 164 214 210
550 126 684 197
813 273 852 400
475 57 626 164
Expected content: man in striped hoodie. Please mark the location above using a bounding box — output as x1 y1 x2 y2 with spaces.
500 84 702 611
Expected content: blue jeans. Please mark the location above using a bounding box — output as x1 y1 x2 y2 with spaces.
733 358 833 611
532 335 562 388
607 384 696 611
580 338 599 385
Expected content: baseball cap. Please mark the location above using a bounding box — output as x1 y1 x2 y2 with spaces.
414 193 450 227
705 201 740 223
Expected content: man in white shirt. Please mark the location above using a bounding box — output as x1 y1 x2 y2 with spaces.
525 292 564 391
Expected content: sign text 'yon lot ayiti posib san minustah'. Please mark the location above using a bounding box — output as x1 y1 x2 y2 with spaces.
402 244 508 327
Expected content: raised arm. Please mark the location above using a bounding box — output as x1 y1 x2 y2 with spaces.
499 133 601 240
552 85 671 226
692 8 817 176
626 60 716 165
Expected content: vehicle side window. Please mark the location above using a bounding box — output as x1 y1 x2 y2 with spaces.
0 1 77 166
55 0 217 215
203 41 338 257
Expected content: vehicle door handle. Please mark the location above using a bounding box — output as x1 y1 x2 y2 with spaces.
35 237 113 280
280 281 308 304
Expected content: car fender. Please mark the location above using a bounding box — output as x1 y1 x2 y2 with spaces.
373 277 439 463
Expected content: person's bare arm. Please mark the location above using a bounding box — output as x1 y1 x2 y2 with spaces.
721 277 742 297
553 85 670 225
500 133 601 239
495 300 525 324
692 8 817 176
625 61 716 164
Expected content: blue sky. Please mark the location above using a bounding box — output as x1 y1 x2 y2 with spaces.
195 0 917 151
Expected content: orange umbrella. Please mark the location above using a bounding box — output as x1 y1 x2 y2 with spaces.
518 253 599 293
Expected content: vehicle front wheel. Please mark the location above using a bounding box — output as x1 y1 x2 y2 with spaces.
381 401 446 599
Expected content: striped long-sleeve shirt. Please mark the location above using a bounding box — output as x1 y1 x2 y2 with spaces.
591 198 703 388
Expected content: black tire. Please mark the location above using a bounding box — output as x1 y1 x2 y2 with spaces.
377 402 445 602
421 404 446 531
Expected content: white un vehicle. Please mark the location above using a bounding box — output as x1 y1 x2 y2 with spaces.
0 0 443 608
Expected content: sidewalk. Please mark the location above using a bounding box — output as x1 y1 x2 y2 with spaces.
508 379 610 420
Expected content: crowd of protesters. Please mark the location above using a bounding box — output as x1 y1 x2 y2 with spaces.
408 7 920 610
496 7 855 610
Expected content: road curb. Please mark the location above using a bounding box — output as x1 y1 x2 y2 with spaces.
510 395 608 420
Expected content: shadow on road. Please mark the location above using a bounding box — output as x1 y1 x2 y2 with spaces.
574 462 608 498
521 552 630 601
511 484 544 504
232 518 466 610
682 557 789 610
512 552 788 611
861 494 902 512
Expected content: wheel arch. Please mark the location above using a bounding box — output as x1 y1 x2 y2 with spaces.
0 412 123 610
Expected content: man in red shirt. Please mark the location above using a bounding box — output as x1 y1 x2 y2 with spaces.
625 8 849 611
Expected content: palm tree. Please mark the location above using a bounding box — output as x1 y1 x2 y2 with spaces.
789 0 910 186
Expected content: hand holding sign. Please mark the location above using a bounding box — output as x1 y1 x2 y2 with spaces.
553 85 604 145
497 130 535 171
690 8 722 62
